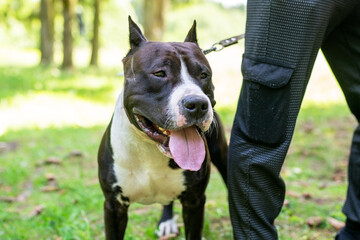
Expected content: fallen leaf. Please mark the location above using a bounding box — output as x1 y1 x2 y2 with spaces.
302 193 312 199
45 173 56 181
41 175 59 192
30 205 44 217
314 198 329 205
286 191 300 198
44 157 62 165
332 167 346 182
318 182 328 189
0 141 19 154
0 196 16 203
327 217 344 231
67 150 84 158
306 216 324 228
302 121 315 133
41 185 59 192
283 199 290 207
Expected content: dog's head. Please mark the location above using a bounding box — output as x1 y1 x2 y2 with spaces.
122 17 215 171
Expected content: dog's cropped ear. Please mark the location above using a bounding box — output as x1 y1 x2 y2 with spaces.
128 16 147 50
184 20 198 45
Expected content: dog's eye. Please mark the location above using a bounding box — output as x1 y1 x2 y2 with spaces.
153 71 166 78
200 72 208 79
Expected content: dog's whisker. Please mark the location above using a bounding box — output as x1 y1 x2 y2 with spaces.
163 111 173 130
205 112 219 137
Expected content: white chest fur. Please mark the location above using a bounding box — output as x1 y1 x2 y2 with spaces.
110 92 186 205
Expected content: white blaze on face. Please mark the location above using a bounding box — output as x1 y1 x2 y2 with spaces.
168 59 213 131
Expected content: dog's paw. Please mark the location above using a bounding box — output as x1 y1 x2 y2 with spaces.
155 215 180 239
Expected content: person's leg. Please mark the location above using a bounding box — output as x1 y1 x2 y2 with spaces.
322 3 360 239
228 0 358 239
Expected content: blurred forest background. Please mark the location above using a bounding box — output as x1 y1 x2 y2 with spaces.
0 0 246 68
0 0 356 239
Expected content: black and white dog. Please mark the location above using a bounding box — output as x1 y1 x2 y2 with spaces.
98 17 228 240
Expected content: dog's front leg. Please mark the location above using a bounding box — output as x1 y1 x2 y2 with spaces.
156 202 180 238
104 197 128 240
181 194 206 240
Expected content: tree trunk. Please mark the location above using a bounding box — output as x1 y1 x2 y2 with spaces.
90 0 100 66
62 0 75 69
143 0 168 41
40 0 54 65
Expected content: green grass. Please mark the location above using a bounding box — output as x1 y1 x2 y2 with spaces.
0 66 120 103
278 103 355 240
0 64 355 239
0 126 229 240
0 126 103 240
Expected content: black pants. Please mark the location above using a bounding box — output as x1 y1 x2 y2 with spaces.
228 0 360 239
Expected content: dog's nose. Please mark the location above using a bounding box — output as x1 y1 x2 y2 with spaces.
182 95 209 119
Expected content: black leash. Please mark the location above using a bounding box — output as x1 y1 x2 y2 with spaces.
202 34 245 55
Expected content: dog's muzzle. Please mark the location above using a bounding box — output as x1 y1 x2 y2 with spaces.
134 113 207 172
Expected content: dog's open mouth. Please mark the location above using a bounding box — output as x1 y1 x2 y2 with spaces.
134 114 206 171
134 114 172 156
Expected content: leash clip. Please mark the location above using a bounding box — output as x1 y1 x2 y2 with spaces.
202 34 245 55
211 42 225 52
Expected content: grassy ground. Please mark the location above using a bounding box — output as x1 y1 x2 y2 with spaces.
0 58 356 240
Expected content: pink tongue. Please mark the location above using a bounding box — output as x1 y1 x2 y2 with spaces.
169 127 205 171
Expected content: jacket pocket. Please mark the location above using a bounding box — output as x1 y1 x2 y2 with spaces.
237 56 294 146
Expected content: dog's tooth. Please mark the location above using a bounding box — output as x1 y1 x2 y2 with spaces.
153 124 170 135
158 127 167 135
157 144 173 158
161 129 170 136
